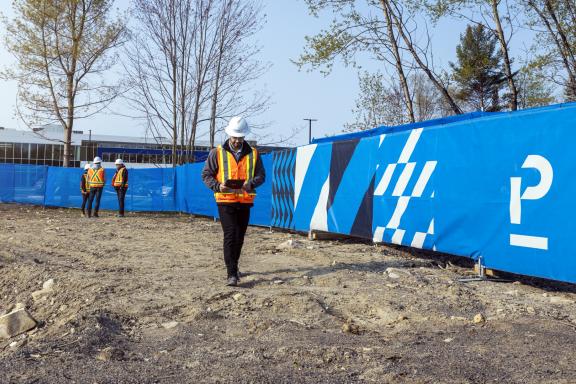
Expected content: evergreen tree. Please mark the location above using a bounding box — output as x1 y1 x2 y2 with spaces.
451 24 507 112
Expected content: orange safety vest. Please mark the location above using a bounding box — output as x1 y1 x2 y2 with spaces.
88 167 105 188
81 172 91 193
112 167 128 188
214 145 258 204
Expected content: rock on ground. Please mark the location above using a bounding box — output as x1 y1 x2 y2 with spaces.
0 309 37 340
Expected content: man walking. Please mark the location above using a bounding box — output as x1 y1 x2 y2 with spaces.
202 116 265 286
80 163 91 216
86 156 105 218
112 159 128 217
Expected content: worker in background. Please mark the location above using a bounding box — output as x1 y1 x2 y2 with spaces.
112 159 128 217
80 163 91 216
201 116 266 287
86 156 105 218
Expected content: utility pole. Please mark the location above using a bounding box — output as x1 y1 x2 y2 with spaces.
88 129 92 162
303 118 317 144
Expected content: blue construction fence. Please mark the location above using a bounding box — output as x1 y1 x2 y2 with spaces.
1 102 576 284
0 158 273 227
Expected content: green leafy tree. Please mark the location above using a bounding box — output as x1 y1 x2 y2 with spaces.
451 24 507 111
344 71 407 131
296 0 463 124
2 0 126 166
516 62 556 108
344 71 443 132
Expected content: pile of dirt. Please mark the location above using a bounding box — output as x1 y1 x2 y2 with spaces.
1 204 576 383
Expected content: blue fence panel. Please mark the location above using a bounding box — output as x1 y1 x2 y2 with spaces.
160 168 176 212
250 154 272 226
0 164 15 203
176 163 217 217
13 164 47 206
45 166 84 208
433 104 576 283
44 166 177 212
292 142 332 232
129 167 167 212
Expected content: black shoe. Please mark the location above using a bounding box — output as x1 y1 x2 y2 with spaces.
94 213 99 218
236 271 241 282
226 277 238 286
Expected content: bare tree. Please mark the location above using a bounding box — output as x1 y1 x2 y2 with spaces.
2 0 126 166
125 0 199 165
125 0 269 165
207 0 270 148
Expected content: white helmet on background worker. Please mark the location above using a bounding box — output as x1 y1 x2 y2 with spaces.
93 156 102 164
115 159 124 165
225 116 250 137
84 163 91 170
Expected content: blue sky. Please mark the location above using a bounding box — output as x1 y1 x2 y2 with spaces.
0 0 533 146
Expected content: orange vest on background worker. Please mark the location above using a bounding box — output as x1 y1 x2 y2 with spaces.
214 145 258 204
88 167 105 188
80 172 91 193
112 167 128 188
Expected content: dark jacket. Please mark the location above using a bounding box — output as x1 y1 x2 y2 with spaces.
201 140 266 204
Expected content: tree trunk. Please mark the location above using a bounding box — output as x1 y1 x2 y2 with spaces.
209 69 221 149
187 85 203 163
381 0 415 123
491 0 518 110
64 74 74 167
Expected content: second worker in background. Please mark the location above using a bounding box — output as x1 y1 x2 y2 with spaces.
112 159 128 217
80 163 91 217
86 157 105 218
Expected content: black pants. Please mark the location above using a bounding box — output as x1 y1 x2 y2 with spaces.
218 204 251 278
81 192 89 214
115 187 127 215
87 187 103 216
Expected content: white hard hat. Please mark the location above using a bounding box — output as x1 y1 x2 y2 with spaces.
115 159 124 165
93 156 102 164
84 164 91 170
225 116 250 137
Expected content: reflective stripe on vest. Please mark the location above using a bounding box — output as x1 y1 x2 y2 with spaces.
88 168 105 188
214 145 258 204
112 167 128 187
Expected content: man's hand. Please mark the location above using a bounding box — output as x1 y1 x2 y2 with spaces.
219 183 233 193
241 181 251 193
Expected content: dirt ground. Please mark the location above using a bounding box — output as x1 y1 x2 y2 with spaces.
1 204 576 383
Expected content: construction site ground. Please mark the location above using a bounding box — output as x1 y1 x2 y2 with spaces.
1 204 576 383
